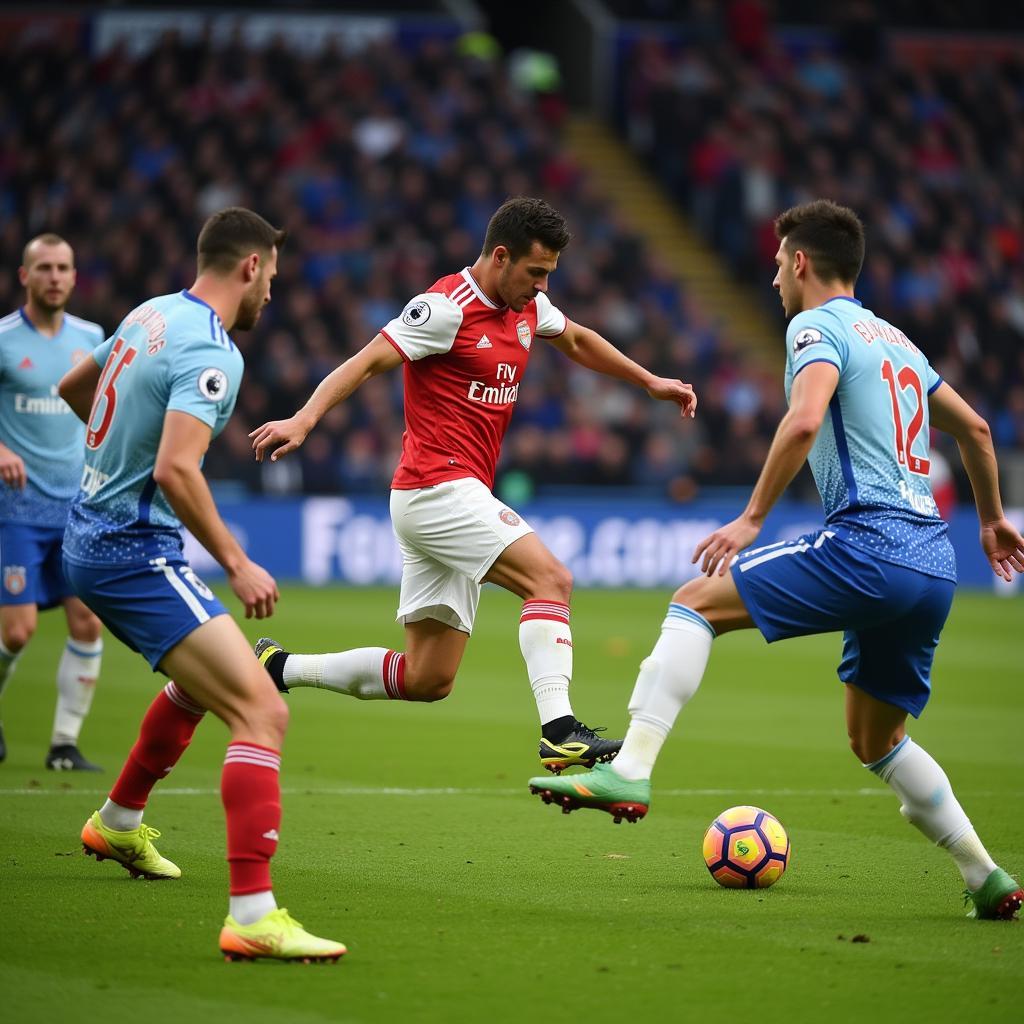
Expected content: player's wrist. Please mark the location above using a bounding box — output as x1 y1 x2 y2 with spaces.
296 408 319 433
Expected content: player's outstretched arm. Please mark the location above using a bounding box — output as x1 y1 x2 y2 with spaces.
549 321 697 418
249 334 403 462
929 382 1024 581
694 361 839 576
155 411 279 618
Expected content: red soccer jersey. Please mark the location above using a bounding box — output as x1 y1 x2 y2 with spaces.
380 267 568 490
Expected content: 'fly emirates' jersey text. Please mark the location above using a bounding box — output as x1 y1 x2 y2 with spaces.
785 296 955 581
380 267 567 490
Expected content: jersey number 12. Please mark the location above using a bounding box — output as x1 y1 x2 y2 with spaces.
880 359 930 476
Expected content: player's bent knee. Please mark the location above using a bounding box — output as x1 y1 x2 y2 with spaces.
69 614 103 644
225 687 290 744
1 623 34 651
529 560 573 603
848 730 900 766
403 669 456 702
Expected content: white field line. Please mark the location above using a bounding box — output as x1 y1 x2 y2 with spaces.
0 785 1019 798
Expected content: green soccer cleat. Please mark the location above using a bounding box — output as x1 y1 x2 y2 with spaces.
80 810 181 880
965 867 1023 920
528 762 650 823
220 908 347 963
538 721 623 774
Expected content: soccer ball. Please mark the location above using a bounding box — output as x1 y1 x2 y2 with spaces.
702 805 790 889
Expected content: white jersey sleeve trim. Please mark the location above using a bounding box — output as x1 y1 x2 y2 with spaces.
65 314 105 339
534 292 568 337
381 292 464 361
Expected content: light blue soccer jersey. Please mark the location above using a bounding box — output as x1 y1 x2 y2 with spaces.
63 291 243 567
785 296 955 582
0 309 104 527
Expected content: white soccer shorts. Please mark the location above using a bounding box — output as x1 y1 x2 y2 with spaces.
389 477 534 633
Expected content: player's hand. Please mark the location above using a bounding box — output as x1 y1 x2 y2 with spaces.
646 377 697 419
0 447 26 490
980 518 1024 582
249 413 314 463
227 558 280 619
693 515 762 577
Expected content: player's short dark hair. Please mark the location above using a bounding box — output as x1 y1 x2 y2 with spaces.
482 197 571 260
22 232 72 267
197 207 286 275
774 199 865 284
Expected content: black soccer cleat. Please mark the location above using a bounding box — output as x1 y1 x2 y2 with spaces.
538 721 623 774
255 637 290 693
45 744 102 772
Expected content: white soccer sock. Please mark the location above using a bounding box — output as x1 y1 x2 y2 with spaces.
613 604 715 781
0 639 21 698
229 890 278 926
51 637 103 746
519 601 574 726
99 798 143 832
867 736 997 890
284 647 403 699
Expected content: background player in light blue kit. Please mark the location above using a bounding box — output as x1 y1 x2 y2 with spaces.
0 233 105 771
530 199 1024 921
58 207 346 962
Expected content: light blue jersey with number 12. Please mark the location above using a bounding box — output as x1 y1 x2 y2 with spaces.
63 290 243 568
784 295 955 582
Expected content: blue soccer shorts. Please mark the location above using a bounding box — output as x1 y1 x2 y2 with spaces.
63 555 227 670
0 522 73 610
731 529 955 717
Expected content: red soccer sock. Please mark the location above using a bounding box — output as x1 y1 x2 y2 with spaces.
222 743 282 895
109 681 205 810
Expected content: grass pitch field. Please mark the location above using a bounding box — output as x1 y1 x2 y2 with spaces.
1 586 1021 1023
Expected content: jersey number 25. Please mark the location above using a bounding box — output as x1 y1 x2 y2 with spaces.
87 337 137 450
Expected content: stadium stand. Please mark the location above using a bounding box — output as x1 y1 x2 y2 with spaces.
1 8 1021 504
615 1 1024 488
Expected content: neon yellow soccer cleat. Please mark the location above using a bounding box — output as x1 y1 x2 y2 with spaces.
81 810 181 880
219 908 347 963
538 721 622 774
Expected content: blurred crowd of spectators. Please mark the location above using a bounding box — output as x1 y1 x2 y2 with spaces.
620 1 1024 465
1 26 778 502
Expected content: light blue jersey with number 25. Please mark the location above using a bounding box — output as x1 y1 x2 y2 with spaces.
63 290 243 567
784 296 955 582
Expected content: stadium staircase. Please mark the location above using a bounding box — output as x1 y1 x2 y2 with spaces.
566 116 780 368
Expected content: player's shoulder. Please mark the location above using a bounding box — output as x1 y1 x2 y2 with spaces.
0 309 24 340
63 313 105 342
432 268 507 315
158 292 239 357
393 277 467 332
786 303 849 354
